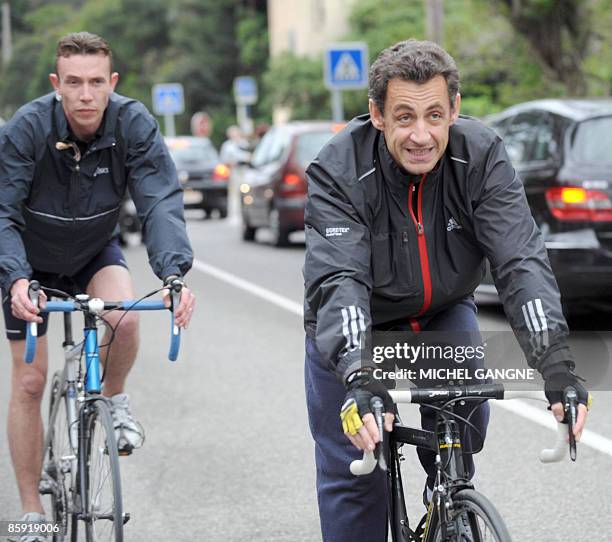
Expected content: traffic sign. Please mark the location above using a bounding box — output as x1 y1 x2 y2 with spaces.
151 83 185 116
233 76 258 106
324 42 369 90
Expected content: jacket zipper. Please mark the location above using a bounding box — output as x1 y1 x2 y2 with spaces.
408 173 433 318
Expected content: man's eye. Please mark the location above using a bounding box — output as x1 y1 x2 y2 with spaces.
399 115 411 122
431 112 442 120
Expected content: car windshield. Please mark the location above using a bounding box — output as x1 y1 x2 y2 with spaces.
167 139 219 169
295 130 336 168
570 116 612 165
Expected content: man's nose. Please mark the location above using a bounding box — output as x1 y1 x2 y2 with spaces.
80 84 93 101
409 119 431 145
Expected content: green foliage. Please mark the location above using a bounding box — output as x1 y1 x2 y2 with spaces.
261 53 331 120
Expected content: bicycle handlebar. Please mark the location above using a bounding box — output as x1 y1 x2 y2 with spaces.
24 280 182 364
350 387 571 476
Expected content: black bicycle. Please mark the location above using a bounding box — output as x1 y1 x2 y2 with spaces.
351 383 580 541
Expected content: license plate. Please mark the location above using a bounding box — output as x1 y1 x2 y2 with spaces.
183 189 203 205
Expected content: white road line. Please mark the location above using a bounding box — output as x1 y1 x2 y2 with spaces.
493 398 612 458
192 257 612 459
192 258 304 316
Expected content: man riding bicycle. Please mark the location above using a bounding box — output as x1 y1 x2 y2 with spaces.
303 39 589 542
0 32 195 540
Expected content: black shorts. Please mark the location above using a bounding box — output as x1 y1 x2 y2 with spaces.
2 237 128 340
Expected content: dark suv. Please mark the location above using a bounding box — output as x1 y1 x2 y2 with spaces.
165 136 230 219
476 99 612 311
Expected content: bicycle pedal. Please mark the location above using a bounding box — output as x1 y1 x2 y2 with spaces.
123 512 131 525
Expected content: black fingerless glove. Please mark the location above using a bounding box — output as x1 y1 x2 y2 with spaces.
343 368 395 416
543 363 589 407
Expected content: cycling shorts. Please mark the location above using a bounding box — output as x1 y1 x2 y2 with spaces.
2 236 128 340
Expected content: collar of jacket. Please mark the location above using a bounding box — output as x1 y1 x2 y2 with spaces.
53 92 120 150
377 131 443 190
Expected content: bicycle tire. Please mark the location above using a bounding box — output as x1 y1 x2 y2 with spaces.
45 371 75 542
83 399 124 542
428 489 511 542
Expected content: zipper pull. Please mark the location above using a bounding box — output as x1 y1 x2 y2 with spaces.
402 231 409 243
417 223 424 235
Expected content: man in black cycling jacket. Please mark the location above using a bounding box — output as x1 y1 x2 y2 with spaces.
0 32 195 539
303 39 589 542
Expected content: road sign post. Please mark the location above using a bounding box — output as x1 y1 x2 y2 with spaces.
324 43 369 122
233 76 258 136
152 83 185 137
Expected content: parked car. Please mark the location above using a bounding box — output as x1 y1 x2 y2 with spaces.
239 121 345 246
165 136 230 218
475 99 612 312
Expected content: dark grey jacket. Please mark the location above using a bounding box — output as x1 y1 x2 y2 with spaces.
0 92 193 292
304 114 573 381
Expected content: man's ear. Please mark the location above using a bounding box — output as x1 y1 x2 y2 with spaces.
450 93 461 125
110 72 119 92
369 99 385 131
49 73 59 92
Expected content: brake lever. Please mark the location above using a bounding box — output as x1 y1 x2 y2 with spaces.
370 396 387 472
564 387 578 462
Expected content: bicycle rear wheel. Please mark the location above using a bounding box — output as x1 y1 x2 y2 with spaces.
83 399 124 542
44 371 75 542
430 489 511 542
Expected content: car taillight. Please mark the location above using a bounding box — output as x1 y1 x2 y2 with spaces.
546 186 612 221
213 163 230 182
280 170 307 195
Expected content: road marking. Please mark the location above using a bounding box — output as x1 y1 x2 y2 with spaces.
192 257 612 459
192 258 304 316
493 397 612 458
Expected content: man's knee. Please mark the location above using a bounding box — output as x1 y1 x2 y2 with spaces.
108 310 140 342
14 370 46 401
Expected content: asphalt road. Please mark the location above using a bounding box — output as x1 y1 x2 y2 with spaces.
1 211 611 541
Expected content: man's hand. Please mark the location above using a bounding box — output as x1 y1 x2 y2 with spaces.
544 366 591 442
162 278 196 329
340 369 395 452
10 279 47 323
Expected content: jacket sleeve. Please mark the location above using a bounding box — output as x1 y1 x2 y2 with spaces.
471 137 574 377
0 119 35 293
304 159 373 381
124 103 193 280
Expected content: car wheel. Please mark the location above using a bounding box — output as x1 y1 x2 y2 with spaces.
269 208 290 247
242 218 257 241
218 207 228 219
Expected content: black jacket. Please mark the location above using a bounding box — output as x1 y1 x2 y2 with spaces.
303 114 573 381
0 92 192 291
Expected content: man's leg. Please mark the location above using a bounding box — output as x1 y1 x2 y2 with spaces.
7 337 49 514
415 298 491 493
85 265 139 397
305 336 388 542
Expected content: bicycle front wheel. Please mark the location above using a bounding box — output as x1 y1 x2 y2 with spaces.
430 489 511 542
45 371 75 542
84 399 124 542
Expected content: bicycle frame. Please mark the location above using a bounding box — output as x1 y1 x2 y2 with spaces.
27 284 183 539
351 386 572 542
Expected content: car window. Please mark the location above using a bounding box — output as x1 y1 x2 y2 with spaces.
167 138 219 169
251 127 290 167
502 112 547 164
531 114 556 162
295 130 336 168
570 116 612 165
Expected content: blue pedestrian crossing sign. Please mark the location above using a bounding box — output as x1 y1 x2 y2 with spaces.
324 42 369 90
152 83 185 116
233 76 258 106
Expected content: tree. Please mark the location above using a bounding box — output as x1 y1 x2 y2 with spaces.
493 0 592 95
